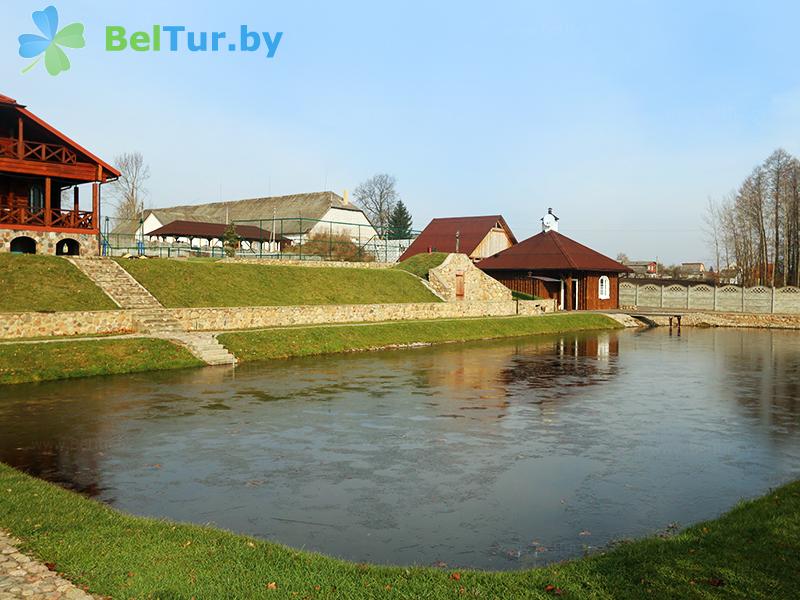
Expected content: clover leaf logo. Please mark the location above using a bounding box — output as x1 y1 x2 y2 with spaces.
18 6 85 76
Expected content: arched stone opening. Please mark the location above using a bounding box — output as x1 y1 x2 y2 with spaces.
56 238 80 256
10 236 36 254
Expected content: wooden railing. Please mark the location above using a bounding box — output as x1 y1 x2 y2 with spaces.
0 136 78 164
0 206 94 230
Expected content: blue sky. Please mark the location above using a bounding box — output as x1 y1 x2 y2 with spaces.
3 0 800 264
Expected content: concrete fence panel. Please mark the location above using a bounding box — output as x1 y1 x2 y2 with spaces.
619 281 637 306
662 284 688 309
637 284 662 307
623 281 800 314
688 284 714 310
774 286 800 314
716 285 744 312
743 286 772 314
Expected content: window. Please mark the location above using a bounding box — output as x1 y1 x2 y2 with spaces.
598 275 611 300
28 183 44 211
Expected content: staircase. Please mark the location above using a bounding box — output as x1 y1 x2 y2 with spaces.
67 257 236 366
68 257 161 309
159 332 238 366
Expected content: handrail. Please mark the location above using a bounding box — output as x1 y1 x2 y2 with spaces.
0 136 78 164
0 206 94 229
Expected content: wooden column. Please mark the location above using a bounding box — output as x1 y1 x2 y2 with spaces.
92 183 99 232
44 177 52 226
17 118 24 158
73 186 80 212
565 275 573 311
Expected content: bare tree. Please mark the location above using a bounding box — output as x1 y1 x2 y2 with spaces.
352 173 399 237
109 152 150 223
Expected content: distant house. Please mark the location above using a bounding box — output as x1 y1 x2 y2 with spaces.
478 212 632 310
624 260 658 278
0 93 120 256
679 262 706 279
399 215 516 262
112 191 378 247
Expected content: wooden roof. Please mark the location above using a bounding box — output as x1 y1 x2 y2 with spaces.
0 91 120 181
399 215 516 261
148 220 291 242
478 230 632 273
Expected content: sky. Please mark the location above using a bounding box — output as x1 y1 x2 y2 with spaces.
3 0 800 265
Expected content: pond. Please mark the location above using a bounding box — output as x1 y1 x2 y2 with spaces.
1 328 799 570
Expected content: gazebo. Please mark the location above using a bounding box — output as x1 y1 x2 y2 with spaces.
147 220 291 253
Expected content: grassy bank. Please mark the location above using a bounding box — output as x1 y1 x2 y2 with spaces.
0 254 116 312
394 252 448 279
117 259 440 307
219 313 620 362
0 338 202 384
0 463 797 599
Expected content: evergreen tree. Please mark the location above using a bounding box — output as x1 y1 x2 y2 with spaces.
222 223 240 257
387 201 413 239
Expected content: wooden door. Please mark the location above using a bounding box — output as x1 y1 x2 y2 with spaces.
455 272 465 299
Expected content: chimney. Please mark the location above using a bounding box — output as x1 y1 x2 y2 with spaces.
342 189 349 205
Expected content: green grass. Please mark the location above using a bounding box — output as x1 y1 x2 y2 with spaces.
116 259 441 307
394 252 449 279
0 254 116 312
512 290 542 301
219 313 620 362
0 462 797 599
0 338 202 384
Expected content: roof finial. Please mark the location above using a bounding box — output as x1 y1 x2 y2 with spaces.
542 208 559 233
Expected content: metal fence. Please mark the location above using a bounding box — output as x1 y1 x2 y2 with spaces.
620 281 800 314
101 215 418 262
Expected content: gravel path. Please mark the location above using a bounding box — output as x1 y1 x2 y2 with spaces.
0 532 99 599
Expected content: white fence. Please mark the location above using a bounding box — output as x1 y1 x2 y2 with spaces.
619 281 800 314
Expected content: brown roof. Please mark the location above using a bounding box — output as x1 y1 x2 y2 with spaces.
399 215 516 261
478 230 632 273
0 92 119 180
148 220 291 242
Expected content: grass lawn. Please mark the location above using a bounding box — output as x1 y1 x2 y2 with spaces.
0 463 797 599
0 254 116 312
117 259 440 307
219 313 620 362
0 338 202 384
394 252 449 279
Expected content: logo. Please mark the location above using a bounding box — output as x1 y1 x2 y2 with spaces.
18 6 85 76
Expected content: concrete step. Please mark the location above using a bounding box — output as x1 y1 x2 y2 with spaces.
67 257 162 310
158 333 238 366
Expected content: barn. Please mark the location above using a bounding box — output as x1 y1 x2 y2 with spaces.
478 215 631 310
399 215 516 262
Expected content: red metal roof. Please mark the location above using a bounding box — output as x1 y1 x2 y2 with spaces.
0 94 18 105
148 220 290 242
399 215 516 261
478 230 632 273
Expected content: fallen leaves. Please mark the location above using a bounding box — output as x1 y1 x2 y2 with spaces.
266 581 278 590
545 584 564 595
449 572 461 581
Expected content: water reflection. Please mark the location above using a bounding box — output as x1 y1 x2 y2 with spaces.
1 328 799 570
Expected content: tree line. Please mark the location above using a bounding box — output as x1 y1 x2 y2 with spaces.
706 149 800 287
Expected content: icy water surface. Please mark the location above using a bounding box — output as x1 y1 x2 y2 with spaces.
2 328 800 569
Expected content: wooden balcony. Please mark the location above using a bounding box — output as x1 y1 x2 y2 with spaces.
0 206 95 231
0 136 78 164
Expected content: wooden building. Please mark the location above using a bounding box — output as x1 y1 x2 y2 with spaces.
478 217 631 310
399 215 516 262
0 93 119 256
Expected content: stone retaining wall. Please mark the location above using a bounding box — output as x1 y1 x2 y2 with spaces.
637 311 800 329
219 257 392 269
0 310 134 339
0 229 99 257
428 253 512 302
172 299 555 331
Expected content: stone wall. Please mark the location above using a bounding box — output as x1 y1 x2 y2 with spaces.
0 310 134 339
428 253 513 302
0 229 99 257
639 311 800 329
219 257 392 269
619 281 800 314
171 299 555 331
